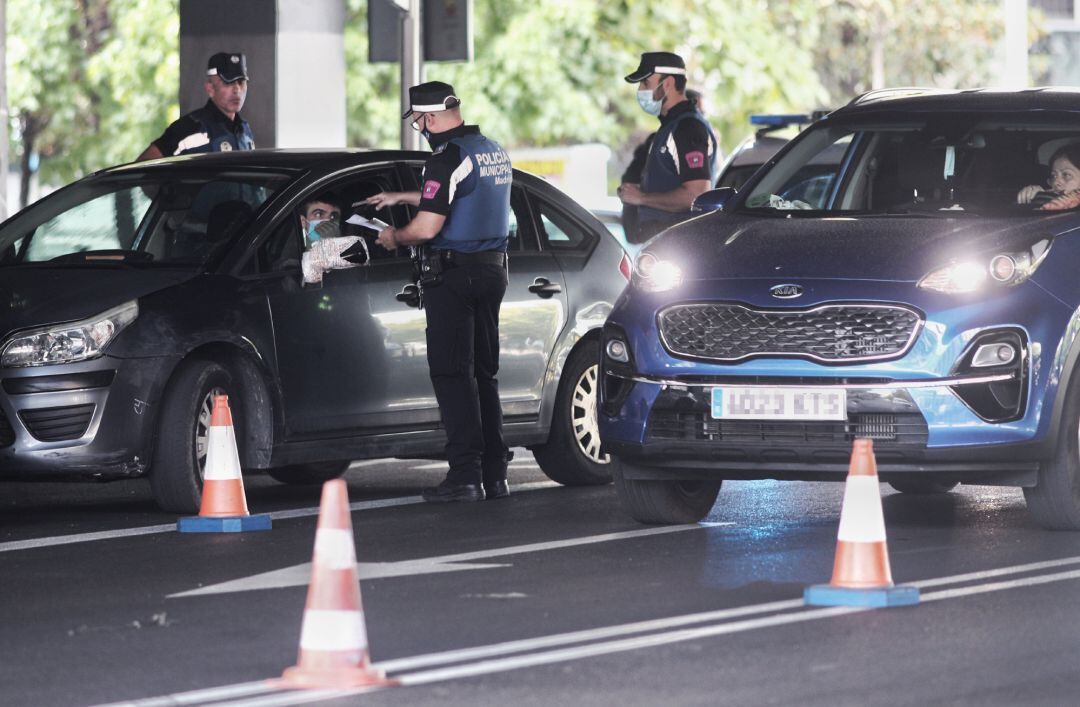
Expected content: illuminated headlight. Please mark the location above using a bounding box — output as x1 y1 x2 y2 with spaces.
918 239 1052 294
634 253 683 293
1 301 139 368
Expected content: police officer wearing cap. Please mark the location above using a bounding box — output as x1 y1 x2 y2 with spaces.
367 81 513 503
137 52 255 161
617 52 720 242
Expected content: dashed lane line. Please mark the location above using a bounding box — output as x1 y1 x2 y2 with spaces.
0 481 559 554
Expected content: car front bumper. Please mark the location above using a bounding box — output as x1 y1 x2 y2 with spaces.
0 354 178 479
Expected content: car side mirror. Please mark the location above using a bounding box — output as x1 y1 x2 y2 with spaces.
692 187 737 214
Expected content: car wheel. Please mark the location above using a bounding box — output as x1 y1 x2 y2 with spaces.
268 461 350 485
1025 375 1080 530
613 461 721 524
532 339 616 486
149 359 240 514
888 480 958 494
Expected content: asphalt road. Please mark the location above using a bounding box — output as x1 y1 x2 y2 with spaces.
2 451 1079 706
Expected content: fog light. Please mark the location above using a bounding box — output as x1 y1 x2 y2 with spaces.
990 255 1017 283
972 342 1016 368
606 339 629 363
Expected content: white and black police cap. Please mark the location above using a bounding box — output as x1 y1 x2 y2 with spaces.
401 81 462 119
624 51 686 83
206 52 249 83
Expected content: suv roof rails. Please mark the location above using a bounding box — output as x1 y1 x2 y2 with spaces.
847 87 958 106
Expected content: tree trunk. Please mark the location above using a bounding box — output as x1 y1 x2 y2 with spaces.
19 112 36 210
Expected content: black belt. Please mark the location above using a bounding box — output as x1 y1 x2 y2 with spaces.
435 250 507 267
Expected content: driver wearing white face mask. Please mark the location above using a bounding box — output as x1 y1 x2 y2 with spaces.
617 51 721 243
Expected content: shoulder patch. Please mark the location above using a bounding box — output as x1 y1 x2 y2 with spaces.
685 151 705 169
423 180 442 199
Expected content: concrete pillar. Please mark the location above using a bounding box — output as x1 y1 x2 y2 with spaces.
179 0 346 149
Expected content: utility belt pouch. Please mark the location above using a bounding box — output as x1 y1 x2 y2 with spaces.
419 253 444 287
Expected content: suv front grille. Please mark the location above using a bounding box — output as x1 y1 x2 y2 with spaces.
658 303 922 363
18 404 95 442
0 410 14 447
647 411 928 446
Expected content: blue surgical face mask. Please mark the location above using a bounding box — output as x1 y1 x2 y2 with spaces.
637 86 663 116
307 219 327 242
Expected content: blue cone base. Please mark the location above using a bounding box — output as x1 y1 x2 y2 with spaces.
177 514 272 533
804 583 919 608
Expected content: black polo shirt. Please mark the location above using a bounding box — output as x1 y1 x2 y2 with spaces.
152 100 253 157
657 100 714 183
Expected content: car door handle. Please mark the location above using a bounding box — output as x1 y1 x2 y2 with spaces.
528 277 562 298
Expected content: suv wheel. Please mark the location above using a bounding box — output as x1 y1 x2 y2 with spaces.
269 461 350 485
150 359 240 514
613 461 721 524
888 480 958 494
533 340 616 486
1025 375 1080 529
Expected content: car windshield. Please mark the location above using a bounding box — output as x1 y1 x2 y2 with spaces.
741 114 1080 217
0 170 290 267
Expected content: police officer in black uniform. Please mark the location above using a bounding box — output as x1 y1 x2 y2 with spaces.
618 52 720 242
137 52 255 161
369 81 512 503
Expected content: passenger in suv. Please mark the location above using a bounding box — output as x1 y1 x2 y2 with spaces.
599 88 1080 529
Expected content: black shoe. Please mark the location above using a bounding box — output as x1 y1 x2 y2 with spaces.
422 481 485 503
484 480 510 500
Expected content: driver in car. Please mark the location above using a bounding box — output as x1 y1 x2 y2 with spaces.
299 192 370 284
1017 144 1080 211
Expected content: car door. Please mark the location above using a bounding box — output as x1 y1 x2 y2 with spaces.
399 162 568 420
256 163 429 436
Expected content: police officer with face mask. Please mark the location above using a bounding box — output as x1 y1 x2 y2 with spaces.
367 81 513 503
137 52 255 161
617 52 720 242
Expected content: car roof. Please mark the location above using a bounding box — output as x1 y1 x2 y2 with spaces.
832 87 1080 117
101 148 433 176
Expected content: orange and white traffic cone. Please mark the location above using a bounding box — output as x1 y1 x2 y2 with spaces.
277 479 396 689
804 438 919 607
177 394 271 533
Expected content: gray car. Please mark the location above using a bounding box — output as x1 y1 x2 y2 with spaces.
0 150 631 511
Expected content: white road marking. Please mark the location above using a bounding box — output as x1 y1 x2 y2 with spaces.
169 524 722 597
93 680 276 706
0 481 560 555
107 553 1080 707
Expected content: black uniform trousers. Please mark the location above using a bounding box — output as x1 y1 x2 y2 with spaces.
423 259 509 486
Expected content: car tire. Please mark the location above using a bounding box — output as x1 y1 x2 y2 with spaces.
268 461 350 485
888 480 958 494
532 339 616 486
613 461 721 524
149 358 241 514
1024 374 1080 530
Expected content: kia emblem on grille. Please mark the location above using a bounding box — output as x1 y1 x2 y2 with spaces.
770 284 803 299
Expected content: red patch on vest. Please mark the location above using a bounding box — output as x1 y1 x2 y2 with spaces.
423 180 442 199
685 151 705 169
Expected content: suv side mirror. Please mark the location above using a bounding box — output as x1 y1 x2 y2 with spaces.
692 187 737 213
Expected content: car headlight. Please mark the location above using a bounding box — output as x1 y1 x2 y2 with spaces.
917 239 1052 294
1 300 139 368
633 253 683 293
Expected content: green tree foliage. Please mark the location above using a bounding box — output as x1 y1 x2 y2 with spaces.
7 0 1029 197
9 0 177 205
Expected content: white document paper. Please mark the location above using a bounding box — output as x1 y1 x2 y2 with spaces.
346 214 390 231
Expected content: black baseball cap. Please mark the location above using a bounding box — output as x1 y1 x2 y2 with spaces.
401 81 461 119
206 52 249 83
624 52 686 83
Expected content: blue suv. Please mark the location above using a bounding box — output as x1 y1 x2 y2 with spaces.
599 89 1080 528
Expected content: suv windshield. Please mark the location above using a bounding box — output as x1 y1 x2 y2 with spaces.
0 171 290 266
742 114 1080 216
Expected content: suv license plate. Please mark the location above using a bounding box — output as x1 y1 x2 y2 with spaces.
711 386 846 421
